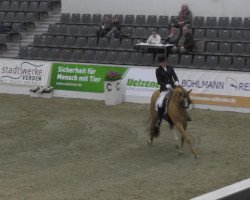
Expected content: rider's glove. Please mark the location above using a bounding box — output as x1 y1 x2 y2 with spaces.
165 84 172 89
174 81 179 86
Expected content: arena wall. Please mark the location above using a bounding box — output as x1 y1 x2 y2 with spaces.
62 0 250 18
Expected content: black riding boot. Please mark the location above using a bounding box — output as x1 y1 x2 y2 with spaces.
156 107 164 128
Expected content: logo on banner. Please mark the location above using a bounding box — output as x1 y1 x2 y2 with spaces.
0 61 48 85
226 77 250 92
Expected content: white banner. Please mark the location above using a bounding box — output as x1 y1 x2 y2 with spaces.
123 67 250 107
0 59 51 86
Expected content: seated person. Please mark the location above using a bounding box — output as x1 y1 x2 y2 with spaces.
166 27 179 45
96 16 111 37
146 31 161 45
105 16 122 38
171 26 194 54
173 3 192 28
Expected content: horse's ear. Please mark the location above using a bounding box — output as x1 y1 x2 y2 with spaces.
188 89 192 94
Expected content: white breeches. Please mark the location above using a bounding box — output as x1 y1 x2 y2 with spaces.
155 91 169 111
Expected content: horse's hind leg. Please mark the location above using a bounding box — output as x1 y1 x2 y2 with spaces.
174 123 198 158
148 115 158 145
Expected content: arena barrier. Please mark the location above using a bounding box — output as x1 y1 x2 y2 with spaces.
0 59 250 112
191 178 250 200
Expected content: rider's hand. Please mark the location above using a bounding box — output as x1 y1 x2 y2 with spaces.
174 81 179 86
166 84 172 89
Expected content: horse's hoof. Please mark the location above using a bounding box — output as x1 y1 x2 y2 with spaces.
148 139 153 145
175 144 180 149
178 151 183 156
194 154 199 159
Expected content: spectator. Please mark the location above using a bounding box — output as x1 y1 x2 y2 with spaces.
166 27 179 45
171 26 194 54
172 3 192 28
146 31 161 45
105 16 122 38
96 16 111 37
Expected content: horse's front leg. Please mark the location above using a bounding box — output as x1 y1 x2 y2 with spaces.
172 127 183 155
174 123 198 158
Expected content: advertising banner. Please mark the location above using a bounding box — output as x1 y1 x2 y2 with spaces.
123 68 250 108
0 59 51 86
50 63 128 93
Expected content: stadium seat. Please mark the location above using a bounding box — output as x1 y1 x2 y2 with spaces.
60 49 71 61
108 38 120 49
243 17 250 28
167 54 179 65
75 36 87 48
206 41 218 53
129 52 141 65
158 15 169 26
231 43 245 55
245 43 250 54
243 30 250 41
44 35 55 47
81 14 91 24
103 51 118 64
124 15 135 25
194 28 205 39
9 1 19 11
218 29 230 41
33 34 44 46
50 48 61 60
230 17 242 28
28 1 39 12
97 37 109 49
67 24 79 36
120 38 133 50
206 55 219 69
193 16 205 28
231 29 243 41
146 15 157 26
146 27 158 38
71 13 81 24
115 51 130 65
158 27 169 40
0 1 10 12
57 24 68 35
231 56 246 71
82 49 95 62
54 35 65 47
179 54 192 67
114 14 123 24
85 37 98 48
39 47 51 60
71 49 83 61
18 1 29 12
219 56 232 70
192 55 206 68
92 14 102 24
205 16 217 27
219 42 231 54
18 46 29 58
218 17 230 27
29 47 40 59
133 27 147 39
206 29 217 40
135 15 146 26
140 53 154 66
60 13 70 24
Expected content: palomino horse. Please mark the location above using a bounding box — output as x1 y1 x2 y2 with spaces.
148 85 198 158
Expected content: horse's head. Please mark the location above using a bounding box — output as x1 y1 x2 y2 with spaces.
173 85 192 109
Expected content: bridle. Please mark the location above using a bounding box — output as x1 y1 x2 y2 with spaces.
172 87 191 109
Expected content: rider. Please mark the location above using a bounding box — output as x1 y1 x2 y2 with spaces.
155 55 179 128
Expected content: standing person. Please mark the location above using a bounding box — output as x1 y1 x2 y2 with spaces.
174 3 192 28
155 55 179 128
96 16 111 37
171 26 194 54
146 31 162 45
105 16 121 38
